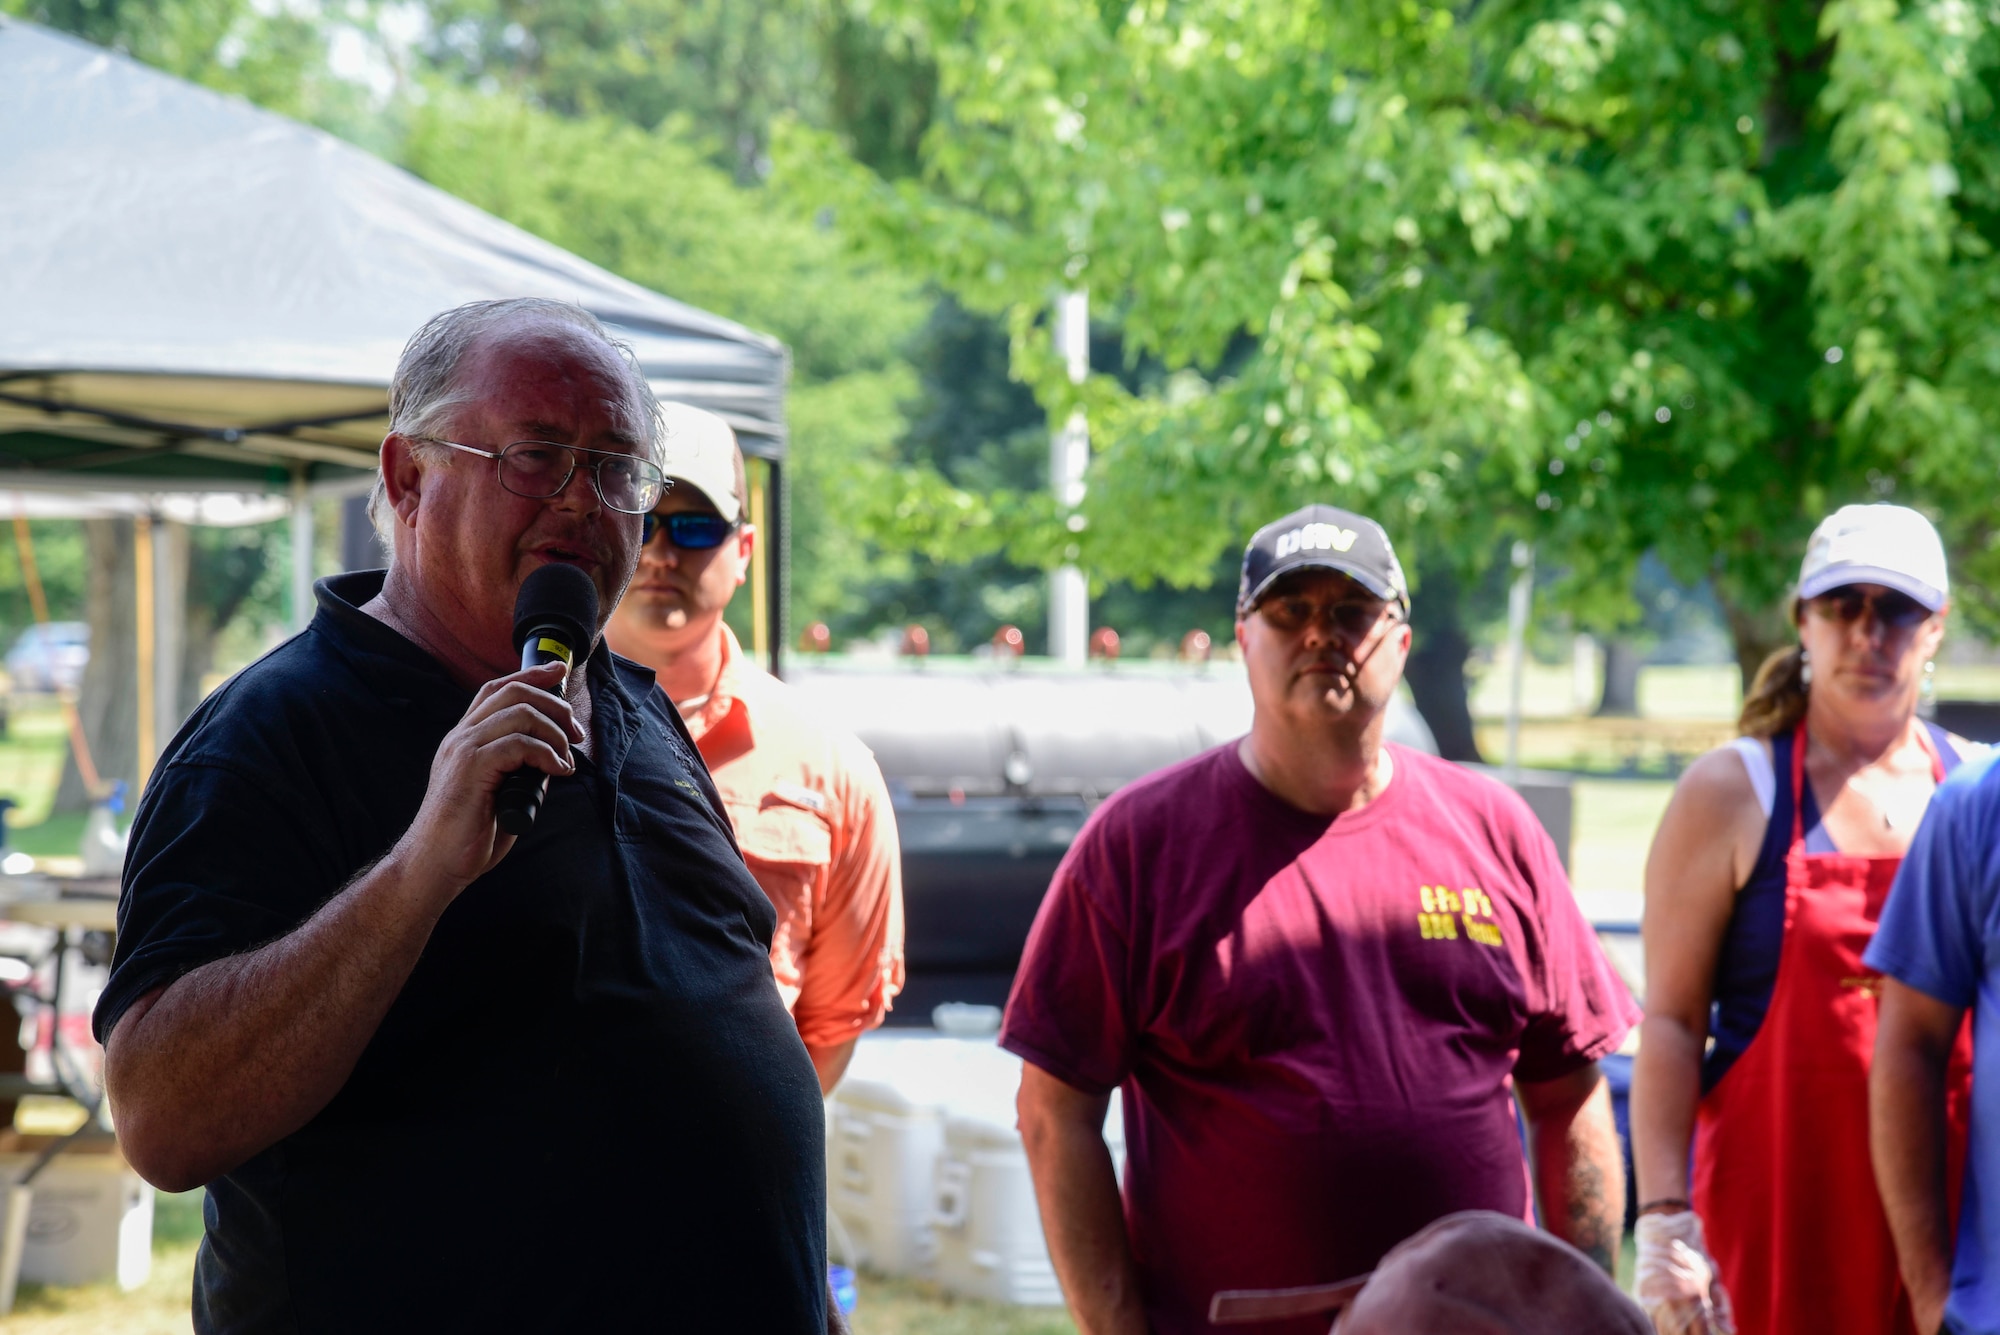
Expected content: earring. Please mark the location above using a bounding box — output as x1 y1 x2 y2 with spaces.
1800 648 1812 687
1923 659 1937 704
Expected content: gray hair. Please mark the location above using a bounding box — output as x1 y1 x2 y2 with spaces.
367 298 663 547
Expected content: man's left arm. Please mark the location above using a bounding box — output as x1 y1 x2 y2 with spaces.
1864 777 1990 1335
1872 978 1962 1335
1495 786 1638 1274
797 754 905 1093
1517 1063 1624 1275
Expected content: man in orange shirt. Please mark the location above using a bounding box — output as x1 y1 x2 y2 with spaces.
605 402 904 1092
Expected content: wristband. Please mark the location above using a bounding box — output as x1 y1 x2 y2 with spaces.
1637 1197 1693 1217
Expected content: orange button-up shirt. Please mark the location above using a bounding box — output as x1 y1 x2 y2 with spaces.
681 626 904 1050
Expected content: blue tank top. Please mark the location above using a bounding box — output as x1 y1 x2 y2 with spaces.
1703 723 1961 1092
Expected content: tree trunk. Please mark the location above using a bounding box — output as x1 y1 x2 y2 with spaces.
1721 592 1795 696
176 524 280 721
53 519 137 812
154 521 189 742
1596 638 1644 717
1405 558 1484 762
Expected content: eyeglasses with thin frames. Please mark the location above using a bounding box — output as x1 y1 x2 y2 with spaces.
419 438 667 515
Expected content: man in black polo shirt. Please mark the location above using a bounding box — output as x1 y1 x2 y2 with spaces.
94 299 828 1332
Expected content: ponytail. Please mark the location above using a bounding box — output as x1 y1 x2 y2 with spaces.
1739 642 1810 739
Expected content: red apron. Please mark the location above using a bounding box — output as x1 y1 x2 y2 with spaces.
1692 722 1973 1335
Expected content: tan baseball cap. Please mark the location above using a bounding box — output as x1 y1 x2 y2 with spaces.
657 400 743 523
1338 1213 1648 1335
1208 1212 1646 1334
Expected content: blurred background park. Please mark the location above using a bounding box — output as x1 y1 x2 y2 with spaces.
11 0 2000 828
8 0 2000 1325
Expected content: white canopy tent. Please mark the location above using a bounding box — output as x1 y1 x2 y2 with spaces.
1 487 288 527
0 15 789 460
0 13 791 654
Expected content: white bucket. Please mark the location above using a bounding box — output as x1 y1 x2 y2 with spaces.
0 1145 152 1290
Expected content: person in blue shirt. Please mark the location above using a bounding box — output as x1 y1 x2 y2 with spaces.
1870 749 2000 1335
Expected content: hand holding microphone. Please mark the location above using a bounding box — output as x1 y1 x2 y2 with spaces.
395 564 600 893
494 564 599 834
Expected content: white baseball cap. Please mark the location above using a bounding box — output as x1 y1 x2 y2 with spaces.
656 401 743 523
1798 504 1949 610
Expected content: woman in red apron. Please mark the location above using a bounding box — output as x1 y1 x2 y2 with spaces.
1631 503 1968 1335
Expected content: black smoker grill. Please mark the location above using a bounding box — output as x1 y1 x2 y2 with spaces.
783 665 1440 1022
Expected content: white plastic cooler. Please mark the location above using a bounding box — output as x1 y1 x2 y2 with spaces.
827 1075 947 1275
931 1107 1062 1305
827 1033 1123 1306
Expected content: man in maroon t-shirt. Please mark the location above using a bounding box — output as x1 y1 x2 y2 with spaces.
1003 503 1638 1335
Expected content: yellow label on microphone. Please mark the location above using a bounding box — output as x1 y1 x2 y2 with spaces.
536 637 574 665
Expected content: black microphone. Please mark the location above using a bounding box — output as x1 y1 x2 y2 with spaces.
493 563 600 836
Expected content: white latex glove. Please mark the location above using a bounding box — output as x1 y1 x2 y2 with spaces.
1634 1211 1737 1335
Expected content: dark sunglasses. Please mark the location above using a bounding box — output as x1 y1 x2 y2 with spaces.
1258 595 1400 639
641 511 740 550
1807 585 1934 631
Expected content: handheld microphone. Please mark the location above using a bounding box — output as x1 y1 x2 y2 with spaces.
494 563 600 836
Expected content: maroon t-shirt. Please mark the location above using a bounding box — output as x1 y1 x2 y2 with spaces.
1000 742 1638 1335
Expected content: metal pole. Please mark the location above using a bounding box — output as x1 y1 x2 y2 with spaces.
767 457 787 680
133 514 156 794
1049 289 1089 665
749 459 770 666
152 518 184 758
289 467 313 634
1504 541 1535 782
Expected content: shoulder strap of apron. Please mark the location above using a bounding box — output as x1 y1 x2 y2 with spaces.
1789 720 1810 847
1789 718 1947 848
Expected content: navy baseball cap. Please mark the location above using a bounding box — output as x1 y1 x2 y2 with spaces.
1237 504 1410 617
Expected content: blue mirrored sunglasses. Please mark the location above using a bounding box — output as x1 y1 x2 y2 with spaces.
641 511 740 550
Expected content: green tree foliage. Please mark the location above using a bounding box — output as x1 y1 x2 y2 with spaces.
416 0 824 179
1 0 390 138
9 0 960 652
791 0 2000 681
391 2 1013 644
0 521 86 649
411 0 938 181
396 86 929 629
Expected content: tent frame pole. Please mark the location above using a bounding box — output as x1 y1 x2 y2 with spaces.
749 460 769 666
290 467 313 634
134 514 156 794
766 458 785 680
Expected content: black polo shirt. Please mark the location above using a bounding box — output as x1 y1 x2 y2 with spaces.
96 572 826 1333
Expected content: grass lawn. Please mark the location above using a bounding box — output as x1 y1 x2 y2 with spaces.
0 700 122 859
851 1277 1075 1335
0 702 68 834
1572 780 1674 898
1936 664 2000 699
